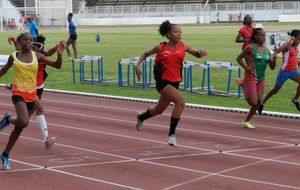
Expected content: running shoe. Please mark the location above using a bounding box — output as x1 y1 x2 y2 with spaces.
136 112 143 131
4 83 12 91
292 98 300 111
257 104 264 115
242 121 255 129
167 135 177 146
1 154 10 170
0 112 11 131
45 136 56 149
65 57 73 62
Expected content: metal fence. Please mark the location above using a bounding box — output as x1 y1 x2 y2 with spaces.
80 1 300 21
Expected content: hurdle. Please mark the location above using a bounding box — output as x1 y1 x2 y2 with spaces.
71 55 104 84
183 60 208 93
205 61 241 97
118 57 153 89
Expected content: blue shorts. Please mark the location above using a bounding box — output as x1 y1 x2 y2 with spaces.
275 69 300 86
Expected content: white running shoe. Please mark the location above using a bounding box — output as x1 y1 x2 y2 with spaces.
136 112 143 131
167 135 177 146
1 155 10 170
45 136 56 149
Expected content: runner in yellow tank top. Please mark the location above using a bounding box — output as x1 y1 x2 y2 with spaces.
0 32 65 170
11 50 38 102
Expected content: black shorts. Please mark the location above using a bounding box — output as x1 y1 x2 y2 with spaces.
155 79 180 93
37 88 44 96
69 33 77 40
12 96 36 113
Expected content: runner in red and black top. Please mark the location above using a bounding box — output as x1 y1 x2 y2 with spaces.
235 15 254 50
32 35 59 149
135 20 207 146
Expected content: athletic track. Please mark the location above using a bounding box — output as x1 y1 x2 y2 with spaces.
0 87 300 190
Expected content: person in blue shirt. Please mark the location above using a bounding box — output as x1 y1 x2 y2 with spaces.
27 17 38 40
66 13 78 59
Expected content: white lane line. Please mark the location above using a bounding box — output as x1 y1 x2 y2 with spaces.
0 101 296 146
24 153 84 159
224 152 300 167
0 127 300 189
0 111 299 167
33 98 300 132
11 159 142 190
0 95 299 133
0 101 297 147
0 167 43 173
39 121 219 153
45 109 294 146
48 159 136 169
149 153 300 190
141 152 218 161
224 144 294 153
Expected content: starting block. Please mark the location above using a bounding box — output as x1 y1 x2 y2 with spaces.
71 55 104 84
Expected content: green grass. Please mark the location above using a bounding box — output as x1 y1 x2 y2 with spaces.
0 23 299 114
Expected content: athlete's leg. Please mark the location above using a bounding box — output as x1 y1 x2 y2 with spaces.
35 99 48 141
65 38 73 58
262 85 282 105
292 73 300 100
263 69 287 105
71 40 77 59
242 82 259 128
291 73 300 111
3 101 30 155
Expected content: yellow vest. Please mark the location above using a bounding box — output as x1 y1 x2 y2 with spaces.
11 51 38 102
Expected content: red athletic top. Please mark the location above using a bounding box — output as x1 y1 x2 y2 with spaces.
154 42 185 82
239 25 253 50
282 46 299 72
36 61 46 88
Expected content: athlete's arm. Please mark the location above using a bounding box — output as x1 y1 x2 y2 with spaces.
37 41 65 69
8 37 20 51
268 51 276 70
236 45 253 73
184 44 207 58
235 32 249 43
0 55 13 78
135 45 159 81
42 46 57 57
273 42 289 57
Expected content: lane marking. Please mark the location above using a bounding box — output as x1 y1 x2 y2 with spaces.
145 153 300 190
0 93 299 133
11 159 142 190
0 130 299 189
0 101 297 147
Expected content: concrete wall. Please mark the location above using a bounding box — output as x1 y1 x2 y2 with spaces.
39 0 68 26
279 14 300 22
79 16 210 25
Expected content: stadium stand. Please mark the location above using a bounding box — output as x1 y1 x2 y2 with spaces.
7 0 82 14
86 0 298 6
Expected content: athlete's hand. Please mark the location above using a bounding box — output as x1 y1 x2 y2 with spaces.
197 50 207 58
8 37 16 45
136 64 142 81
56 41 66 55
245 66 254 74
